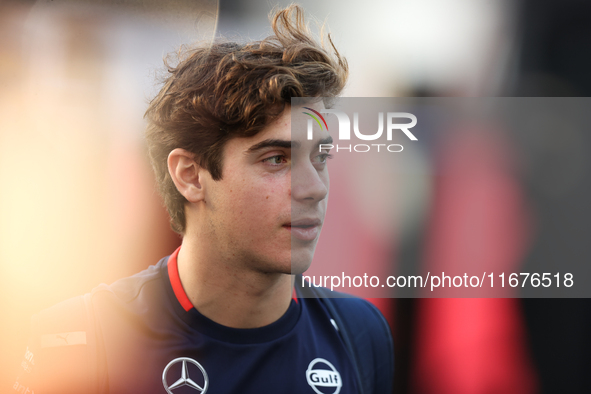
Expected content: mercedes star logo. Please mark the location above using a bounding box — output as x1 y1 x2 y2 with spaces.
162 357 209 394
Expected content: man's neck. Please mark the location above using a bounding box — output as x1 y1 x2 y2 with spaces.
175 238 294 329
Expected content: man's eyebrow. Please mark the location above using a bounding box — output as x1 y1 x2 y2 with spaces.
246 139 300 153
317 136 333 147
246 136 333 153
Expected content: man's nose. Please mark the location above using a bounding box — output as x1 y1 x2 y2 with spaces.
291 162 328 202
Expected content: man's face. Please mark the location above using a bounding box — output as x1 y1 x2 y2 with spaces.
198 102 331 275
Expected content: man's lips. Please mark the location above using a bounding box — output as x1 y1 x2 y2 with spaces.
284 219 322 242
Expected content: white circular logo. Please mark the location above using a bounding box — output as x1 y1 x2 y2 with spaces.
162 357 209 394
306 358 342 394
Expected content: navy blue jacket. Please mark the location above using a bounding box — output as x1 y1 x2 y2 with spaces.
14 253 393 394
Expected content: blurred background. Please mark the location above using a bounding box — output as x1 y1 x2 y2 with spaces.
1 0 591 393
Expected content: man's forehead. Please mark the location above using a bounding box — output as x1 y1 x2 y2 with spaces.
236 102 331 152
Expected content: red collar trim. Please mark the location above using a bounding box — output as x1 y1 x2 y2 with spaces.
292 286 298 304
167 247 194 312
168 246 298 310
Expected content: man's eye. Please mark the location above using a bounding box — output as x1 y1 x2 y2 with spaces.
262 155 287 165
315 153 333 164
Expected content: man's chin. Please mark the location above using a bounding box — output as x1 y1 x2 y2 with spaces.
289 254 314 275
290 239 318 270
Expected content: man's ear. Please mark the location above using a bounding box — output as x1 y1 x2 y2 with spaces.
167 148 206 203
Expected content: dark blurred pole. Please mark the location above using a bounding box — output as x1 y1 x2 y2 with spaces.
513 0 591 393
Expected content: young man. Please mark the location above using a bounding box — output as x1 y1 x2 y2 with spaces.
14 6 393 394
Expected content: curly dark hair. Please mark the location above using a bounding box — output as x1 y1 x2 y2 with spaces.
145 4 348 234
